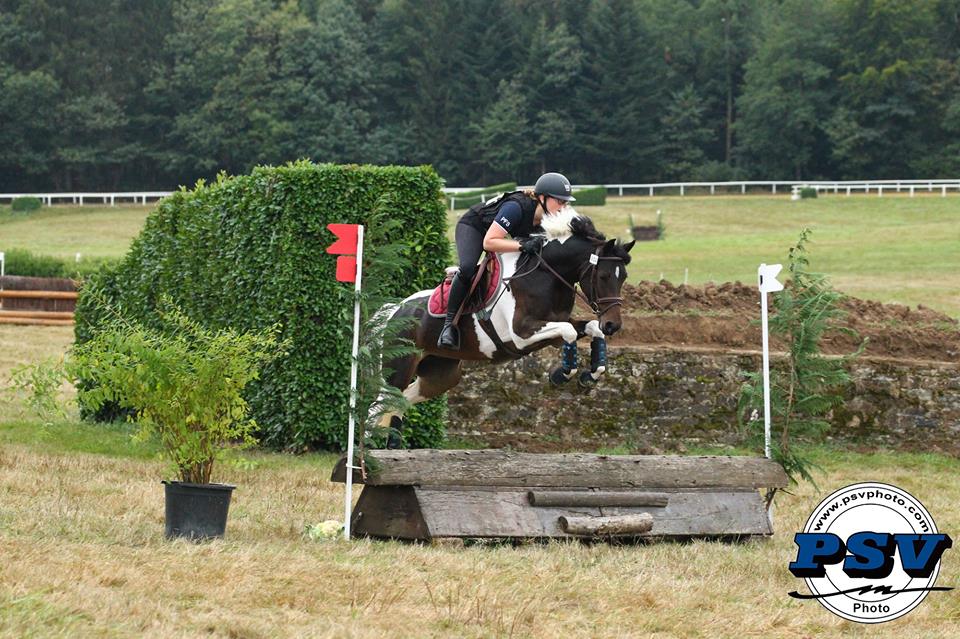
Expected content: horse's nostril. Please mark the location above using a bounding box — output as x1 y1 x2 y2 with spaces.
603 321 619 335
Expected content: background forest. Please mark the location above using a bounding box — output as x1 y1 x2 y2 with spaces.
2 0 959 191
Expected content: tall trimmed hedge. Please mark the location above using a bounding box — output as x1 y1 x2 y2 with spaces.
75 161 450 451
572 187 607 206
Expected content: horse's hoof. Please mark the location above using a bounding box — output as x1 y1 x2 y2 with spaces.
550 367 573 386
578 371 598 389
386 430 404 449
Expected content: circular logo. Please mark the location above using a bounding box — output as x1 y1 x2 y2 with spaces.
795 482 947 623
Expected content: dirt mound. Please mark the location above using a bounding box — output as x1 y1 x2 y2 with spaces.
607 280 959 362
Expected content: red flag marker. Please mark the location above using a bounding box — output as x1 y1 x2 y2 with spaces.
335 255 357 283
327 223 359 255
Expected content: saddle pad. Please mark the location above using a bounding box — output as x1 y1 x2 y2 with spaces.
428 254 502 317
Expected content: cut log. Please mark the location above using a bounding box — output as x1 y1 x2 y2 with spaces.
331 449 789 490
527 490 669 508
559 513 654 536
0 290 78 300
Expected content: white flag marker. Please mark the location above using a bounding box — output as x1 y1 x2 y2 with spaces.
758 263 784 459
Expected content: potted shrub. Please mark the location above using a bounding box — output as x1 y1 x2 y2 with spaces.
65 301 282 539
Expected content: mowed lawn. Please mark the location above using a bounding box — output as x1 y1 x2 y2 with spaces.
0 205 153 259
1 193 957 316
581 194 960 318
448 193 960 318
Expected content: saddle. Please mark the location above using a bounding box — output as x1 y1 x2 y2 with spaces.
427 253 502 318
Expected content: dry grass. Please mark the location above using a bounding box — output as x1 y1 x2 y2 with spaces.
1 441 958 638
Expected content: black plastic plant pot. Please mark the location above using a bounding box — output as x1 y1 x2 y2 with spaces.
162 481 236 540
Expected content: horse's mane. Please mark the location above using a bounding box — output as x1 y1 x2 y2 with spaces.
569 214 606 244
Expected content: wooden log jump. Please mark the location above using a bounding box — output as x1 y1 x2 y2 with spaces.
0 290 78 300
331 449 789 541
0 289 77 325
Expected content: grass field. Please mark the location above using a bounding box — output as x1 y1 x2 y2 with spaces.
1 193 957 316
450 194 960 318
2 418 959 638
0 205 152 259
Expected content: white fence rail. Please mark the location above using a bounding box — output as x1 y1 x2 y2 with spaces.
0 192 172 206
3 179 960 208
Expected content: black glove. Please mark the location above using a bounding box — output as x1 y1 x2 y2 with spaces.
518 235 545 255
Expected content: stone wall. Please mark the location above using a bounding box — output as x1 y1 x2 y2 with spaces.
445 347 960 455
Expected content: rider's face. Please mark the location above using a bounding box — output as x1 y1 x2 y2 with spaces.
545 196 567 214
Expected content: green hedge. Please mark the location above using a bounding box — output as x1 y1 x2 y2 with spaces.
573 186 607 206
10 196 42 212
445 182 517 210
75 161 451 451
1 248 119 279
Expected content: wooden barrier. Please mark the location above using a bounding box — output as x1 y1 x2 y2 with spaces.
0 289 78 325
331 449 790 541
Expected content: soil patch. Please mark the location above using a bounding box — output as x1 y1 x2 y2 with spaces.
605 280 959 362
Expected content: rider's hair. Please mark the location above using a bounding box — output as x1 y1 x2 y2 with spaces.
522 188 538 200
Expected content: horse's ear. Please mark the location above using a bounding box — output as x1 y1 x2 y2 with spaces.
622 239 636 253
604 238 617 252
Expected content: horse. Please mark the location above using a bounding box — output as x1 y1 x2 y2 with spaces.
378 206 635 438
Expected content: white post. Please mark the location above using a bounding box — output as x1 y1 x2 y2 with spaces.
344 225 364 540
758 263 783 460
618 186 623 197
680 185 685 196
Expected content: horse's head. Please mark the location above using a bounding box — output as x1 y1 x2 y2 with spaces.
577 237 635 336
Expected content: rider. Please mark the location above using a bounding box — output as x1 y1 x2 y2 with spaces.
437 172 576 350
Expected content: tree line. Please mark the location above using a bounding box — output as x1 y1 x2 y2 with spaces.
1 0 958 192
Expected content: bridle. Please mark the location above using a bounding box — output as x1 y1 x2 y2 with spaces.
508 245 625 318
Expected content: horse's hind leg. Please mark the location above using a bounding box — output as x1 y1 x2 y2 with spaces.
385 355 463 449
409 355 464 402
378 352 419 431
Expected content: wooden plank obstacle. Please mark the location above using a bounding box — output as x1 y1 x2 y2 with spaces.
0 289 77 326
331 449 789 541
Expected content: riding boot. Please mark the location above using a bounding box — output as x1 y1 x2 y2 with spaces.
437 272 470 349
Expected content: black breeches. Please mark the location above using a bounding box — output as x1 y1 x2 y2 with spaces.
454 222 485 280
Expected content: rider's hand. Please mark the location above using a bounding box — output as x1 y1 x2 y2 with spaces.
518 235 545 255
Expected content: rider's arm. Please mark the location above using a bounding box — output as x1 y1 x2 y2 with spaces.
484 201 523 252
483 223 521 253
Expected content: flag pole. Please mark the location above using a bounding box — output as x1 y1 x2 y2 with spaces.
344 225 364 540
757 263 782 459
760 266 772 460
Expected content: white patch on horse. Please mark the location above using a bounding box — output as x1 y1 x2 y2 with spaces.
400 289 433 305
585 319 604 338
402 378 425 403
540 205 580 243
478 251 520 358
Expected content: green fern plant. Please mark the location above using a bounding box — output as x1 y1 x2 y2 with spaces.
343 196 426 472
738 229 865 493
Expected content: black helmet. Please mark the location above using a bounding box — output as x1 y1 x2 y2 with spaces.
534 172 576 201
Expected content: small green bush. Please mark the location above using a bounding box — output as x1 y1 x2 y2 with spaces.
800 187 818 199
1 248 120 279
572 186 607 206
10 196 42 212
445 182 517 210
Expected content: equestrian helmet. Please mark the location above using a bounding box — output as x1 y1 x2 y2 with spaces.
534 172 576 201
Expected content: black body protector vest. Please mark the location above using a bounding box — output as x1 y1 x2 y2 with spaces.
459 191 540 238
